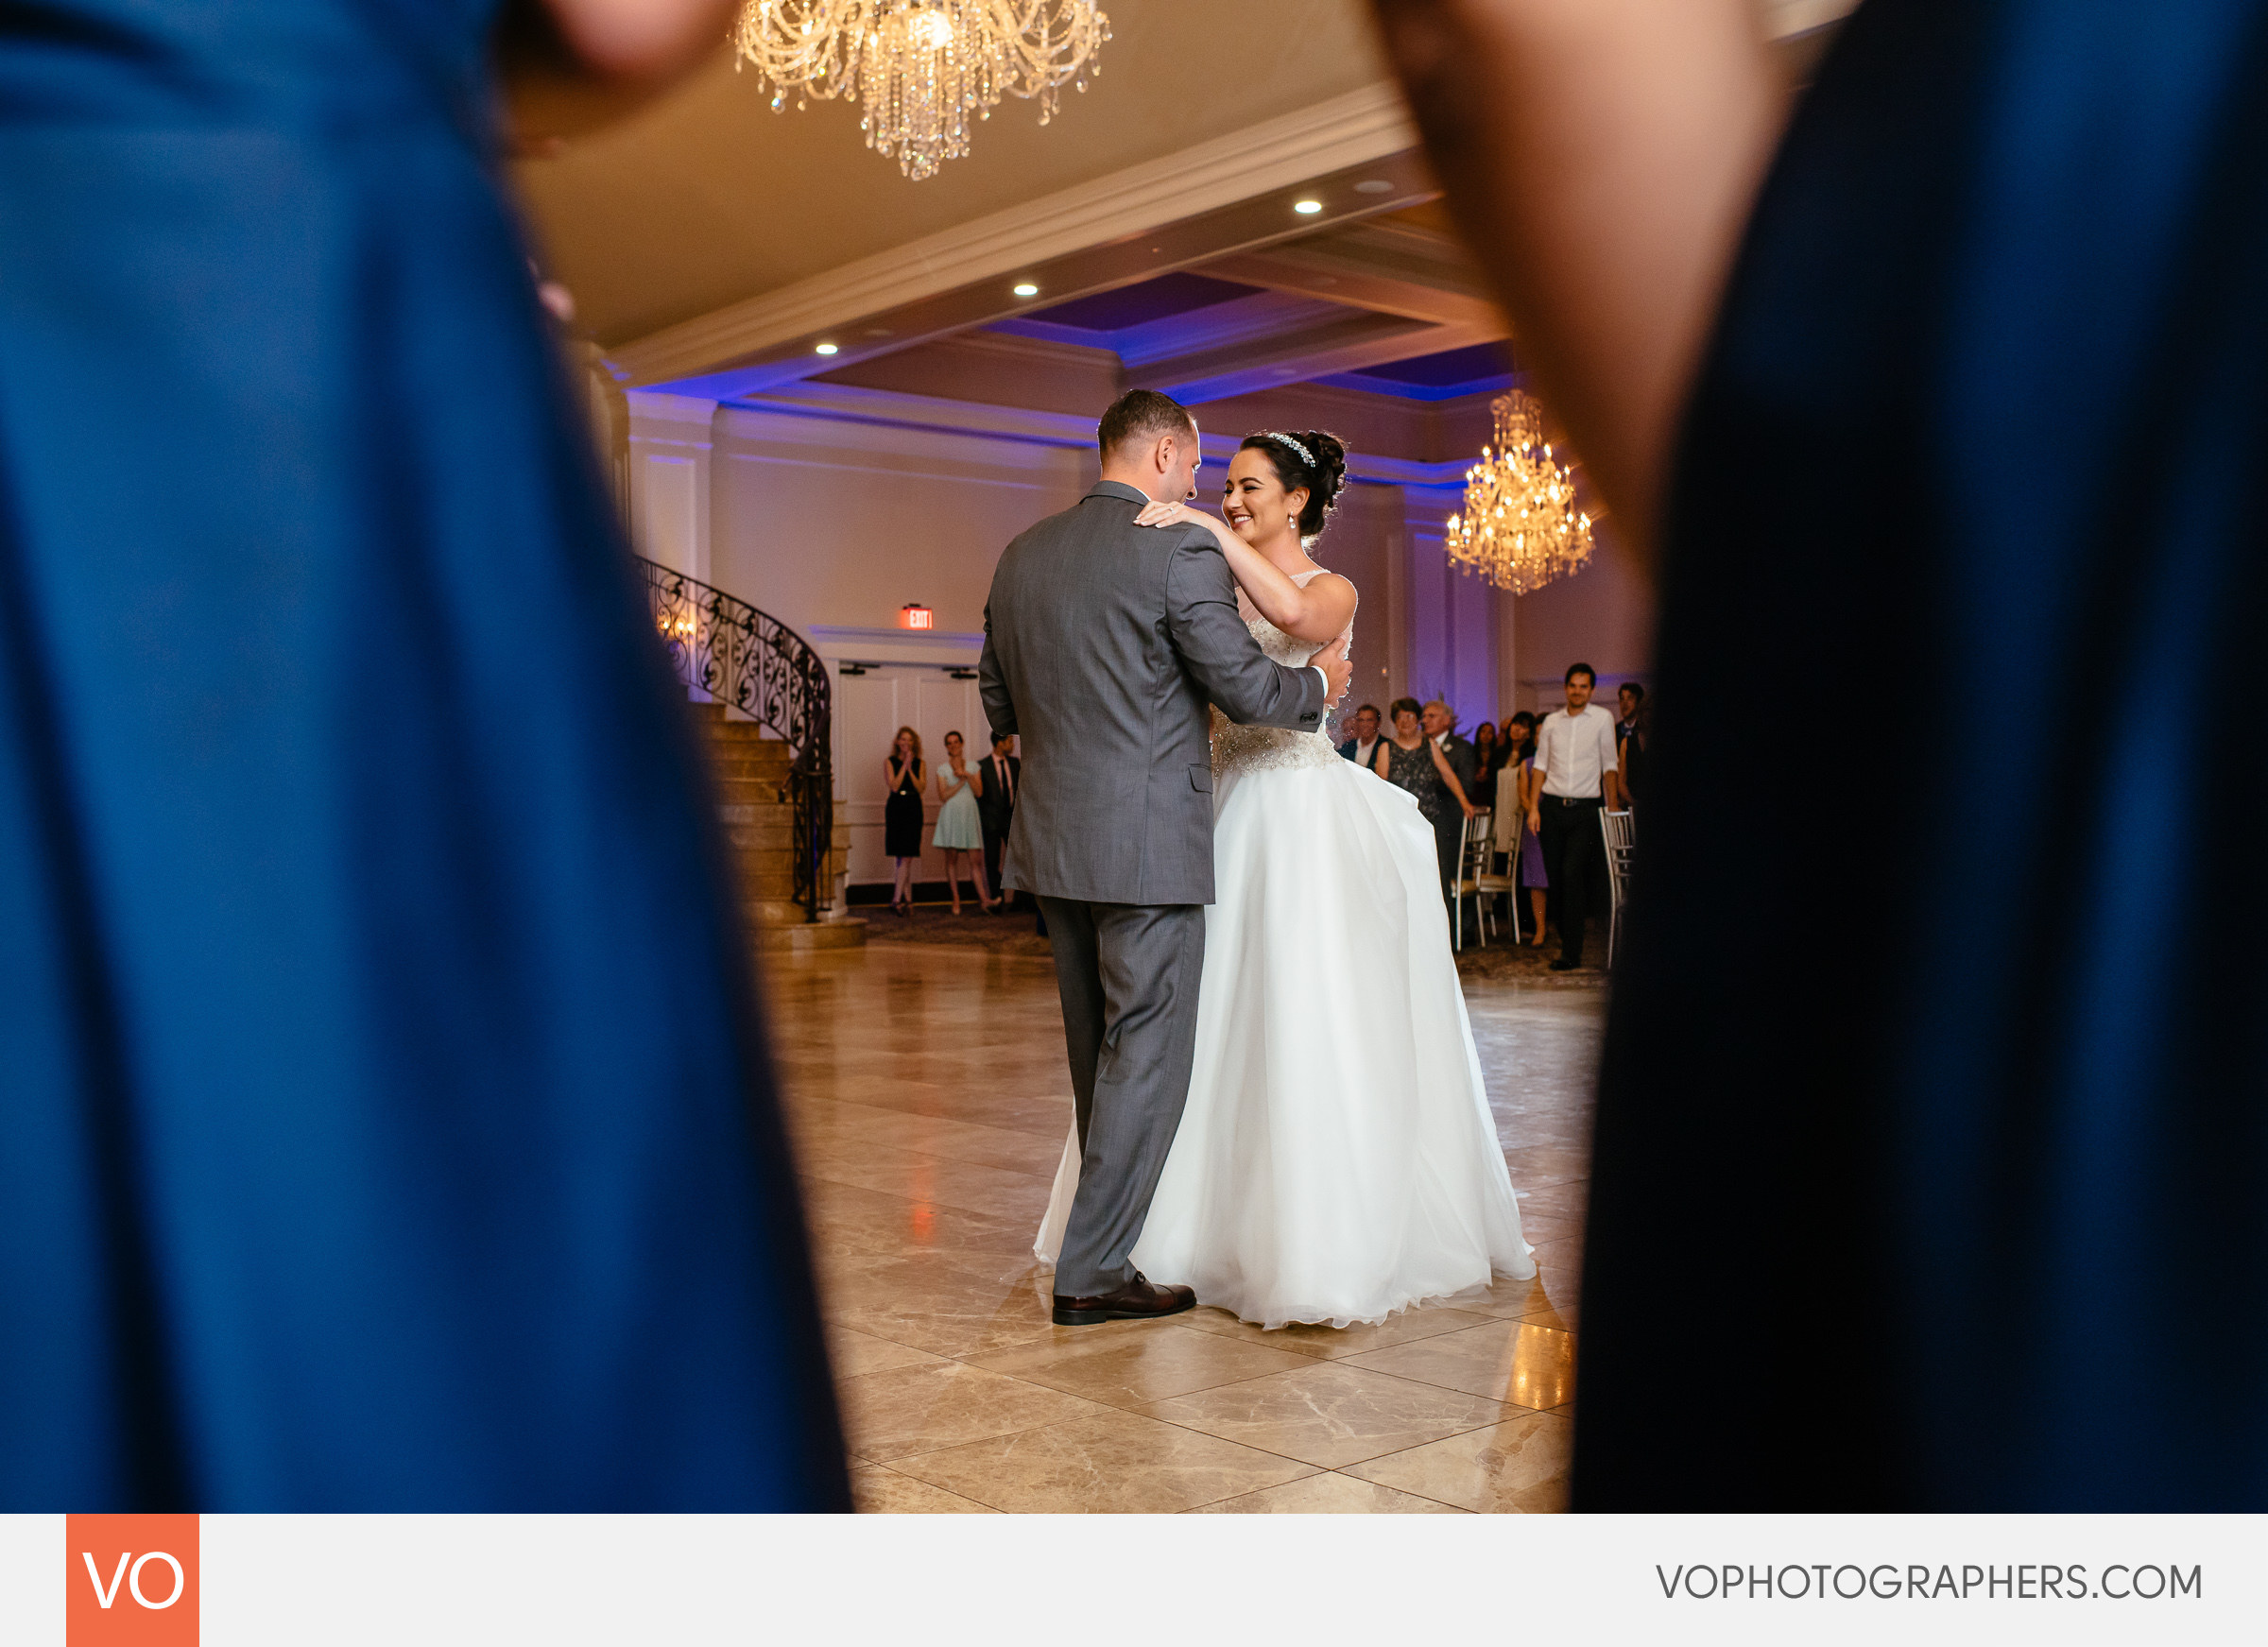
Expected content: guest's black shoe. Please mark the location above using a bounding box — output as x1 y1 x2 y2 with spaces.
1053 1272 1196 1326
1549 957 1582 971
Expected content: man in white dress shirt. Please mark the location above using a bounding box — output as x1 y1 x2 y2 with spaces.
1526 661 1623 970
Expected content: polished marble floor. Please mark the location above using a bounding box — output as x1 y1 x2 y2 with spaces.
763 940 1604 1513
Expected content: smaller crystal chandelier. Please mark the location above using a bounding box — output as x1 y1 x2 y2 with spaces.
732 1 1112 181
1444 388 1594 594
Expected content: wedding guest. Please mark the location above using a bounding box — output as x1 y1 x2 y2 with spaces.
1620 691 1654 811
1423 700 1481 912
883 727 925 916
1471 720 1502 795
1366 0 2268 1514
1527 663 1620 970
978 731 1021 907
1616 680 1646 746
932 732 996 916
1496 711 1549 946
1504 709 1535 763
1338 703 1384 767
1377 697 1477 911
0 0 847 1512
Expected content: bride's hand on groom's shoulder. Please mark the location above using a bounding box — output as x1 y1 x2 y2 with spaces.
1134 501 1204 530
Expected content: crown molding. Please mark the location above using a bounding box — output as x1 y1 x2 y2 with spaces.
713 378 1471 490
611 81 1422 388
624 389 720 424
724 382 1101 449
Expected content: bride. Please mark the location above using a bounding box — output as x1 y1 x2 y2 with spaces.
1033 428 1536 1329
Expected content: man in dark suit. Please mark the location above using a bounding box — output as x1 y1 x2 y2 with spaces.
1423 699 1481 912
1336 703 1383 768
977 731 1021 910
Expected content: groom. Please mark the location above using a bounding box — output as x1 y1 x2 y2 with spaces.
981 390 1351 1325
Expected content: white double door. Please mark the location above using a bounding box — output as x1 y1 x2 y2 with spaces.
833 664 994 887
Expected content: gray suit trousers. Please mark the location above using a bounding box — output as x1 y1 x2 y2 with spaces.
1036 897 1206 1297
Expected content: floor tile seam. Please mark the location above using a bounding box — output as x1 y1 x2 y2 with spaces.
858 1401 1239 1477
1125 1400 1520 1472
849 1404 1117 1467
1318 1467 1483 1516
799 1146 1056 1187
1167 1464 1332 1514
968 1356 1337 1413
1338 1317 1580 1366
850 1456 999 1511
1214 1355 1527 1414
1330 1353 1572 1411
1338 1411 1572 1496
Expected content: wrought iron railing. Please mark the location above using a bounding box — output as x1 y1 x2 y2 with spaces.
639 557 833 922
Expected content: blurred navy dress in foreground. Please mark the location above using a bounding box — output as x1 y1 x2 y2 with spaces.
0 0 847 1509
1577 0 2268 1508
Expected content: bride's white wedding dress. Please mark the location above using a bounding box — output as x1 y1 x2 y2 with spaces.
1035 573 1535 1328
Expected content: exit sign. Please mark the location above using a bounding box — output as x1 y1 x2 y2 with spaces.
900 604 934 630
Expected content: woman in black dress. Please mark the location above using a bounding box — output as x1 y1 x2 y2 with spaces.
882 727 924 916
1374 695 1476 811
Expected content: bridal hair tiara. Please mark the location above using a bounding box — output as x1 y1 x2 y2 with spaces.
1262 431 1314 469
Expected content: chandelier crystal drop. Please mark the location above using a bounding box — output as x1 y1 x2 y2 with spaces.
732 0 1112 181
1443 389 1595 595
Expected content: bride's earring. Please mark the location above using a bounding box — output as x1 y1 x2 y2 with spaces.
1287 513 1297 528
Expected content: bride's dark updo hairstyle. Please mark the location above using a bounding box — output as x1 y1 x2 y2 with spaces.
1240 429 1349 540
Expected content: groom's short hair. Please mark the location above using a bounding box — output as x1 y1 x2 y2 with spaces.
1098 389 1197 459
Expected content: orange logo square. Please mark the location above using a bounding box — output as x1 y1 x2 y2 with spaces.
66 1516 198 1647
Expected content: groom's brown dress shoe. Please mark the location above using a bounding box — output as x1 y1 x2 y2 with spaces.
1052 1272 1196 1327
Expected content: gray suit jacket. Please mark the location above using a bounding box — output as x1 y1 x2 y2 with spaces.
980 480 1329 905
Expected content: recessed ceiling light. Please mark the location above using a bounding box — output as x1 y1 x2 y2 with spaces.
1293 198 1324 214
1353 179 1392 195
1013 282 1040 297
815 342 838 355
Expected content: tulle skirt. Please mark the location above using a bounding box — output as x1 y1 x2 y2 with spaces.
1037 753 1534 1328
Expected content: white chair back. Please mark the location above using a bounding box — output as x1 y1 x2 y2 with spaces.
1474 802 1521 942
1452 808 1494 950
1600 808 1637 966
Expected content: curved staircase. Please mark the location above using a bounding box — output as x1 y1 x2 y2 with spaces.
639 556 866 954
694 704 863 952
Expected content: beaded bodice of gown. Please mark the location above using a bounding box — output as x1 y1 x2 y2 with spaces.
1211 570 1352 778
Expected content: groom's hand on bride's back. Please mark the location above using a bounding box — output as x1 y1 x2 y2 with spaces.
1318 644 1352 706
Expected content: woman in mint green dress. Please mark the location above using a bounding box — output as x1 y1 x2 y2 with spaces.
932 731 996 915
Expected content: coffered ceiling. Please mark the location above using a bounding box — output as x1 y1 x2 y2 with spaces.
512 0 1855 437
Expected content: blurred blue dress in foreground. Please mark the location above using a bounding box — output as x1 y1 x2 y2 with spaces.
0 0 848 1509
1577 0 2268 1508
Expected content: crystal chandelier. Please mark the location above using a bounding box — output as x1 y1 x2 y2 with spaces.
731 1 1112 181
1444 389 1594 594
